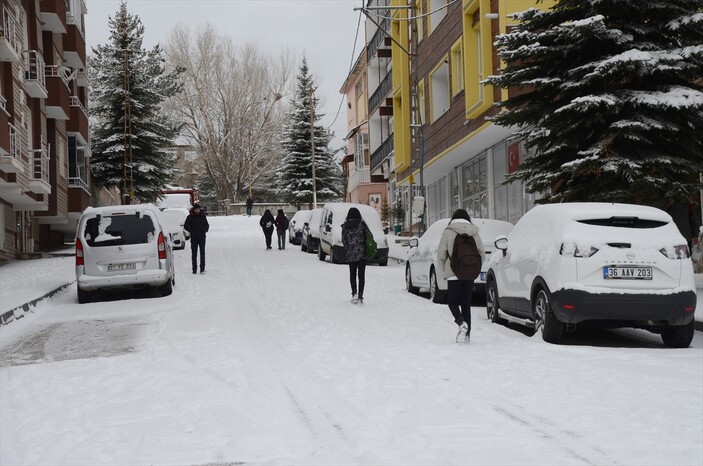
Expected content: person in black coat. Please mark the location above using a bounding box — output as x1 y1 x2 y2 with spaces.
245 196 254 216
259 209 275 250
274 209 289 250
341 207 367 304
183 203 210 274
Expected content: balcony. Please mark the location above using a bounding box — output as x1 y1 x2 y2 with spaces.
0 123 24 173
28 146 51 194
45 66 70 120
366 16 390 61
24 50 48 99
63 14 86 69
68 96 88 141
0 93 9 117
371 134 394 172
0 6 23 63
348 167 371 193
40 0 67 34
369 70 393 114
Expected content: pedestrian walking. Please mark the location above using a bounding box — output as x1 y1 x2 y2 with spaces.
436 208 485 343
666 195 701 250
341 207 368 304
259 209 275 250
274 209 289 250
246 196 254 216
183 203 210 274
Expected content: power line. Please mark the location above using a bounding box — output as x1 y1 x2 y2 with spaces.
327 5 363 131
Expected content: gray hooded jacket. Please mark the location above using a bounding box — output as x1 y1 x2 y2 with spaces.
436 219 485 280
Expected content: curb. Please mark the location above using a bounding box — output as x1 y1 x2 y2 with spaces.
0 281 75 326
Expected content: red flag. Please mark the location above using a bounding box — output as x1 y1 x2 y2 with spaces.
508 143 520 174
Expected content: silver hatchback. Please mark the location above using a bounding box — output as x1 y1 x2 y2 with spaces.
75 204 176 303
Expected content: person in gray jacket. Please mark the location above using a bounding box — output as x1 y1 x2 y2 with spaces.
437 208 485 343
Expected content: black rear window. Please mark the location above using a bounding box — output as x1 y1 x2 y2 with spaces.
84 213 155 247
578 217 667 229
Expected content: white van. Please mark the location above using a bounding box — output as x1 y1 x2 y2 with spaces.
75 204 176 303
318 202 389 266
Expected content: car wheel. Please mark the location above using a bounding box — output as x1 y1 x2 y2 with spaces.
486 278 502 323
159 277 173 297
406 264 419 294
318 247 326 262
661 321 694 348
533 288 563 343
430 267 447 304
77 286 92 304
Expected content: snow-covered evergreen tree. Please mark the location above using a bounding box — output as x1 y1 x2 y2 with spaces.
485 0 703 205
277 58 342 208
89 2 182 203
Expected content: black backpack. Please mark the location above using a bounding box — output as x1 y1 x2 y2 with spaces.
450 233 482 281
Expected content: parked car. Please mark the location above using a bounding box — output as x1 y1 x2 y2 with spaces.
405 218 514 303
159 208 189 250
485 202 697 347
301 208 323 253
75 204 176 304
288 210 309 245
318 202 389 266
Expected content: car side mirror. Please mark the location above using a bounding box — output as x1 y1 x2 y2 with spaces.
494 235 509 256
408 237 419 248
304 222 309 227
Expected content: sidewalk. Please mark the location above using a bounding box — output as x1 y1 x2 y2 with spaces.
0 251 75 325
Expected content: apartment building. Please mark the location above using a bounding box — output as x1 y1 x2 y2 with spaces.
376 0 554 229
340 48 389 221
0 0 90 262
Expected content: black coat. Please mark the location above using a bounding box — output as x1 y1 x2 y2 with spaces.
260 212 275 232
184 211 209 239
275 213 289 232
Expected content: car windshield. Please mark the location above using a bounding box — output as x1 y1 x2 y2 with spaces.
84 213 156 247
578 217 668 229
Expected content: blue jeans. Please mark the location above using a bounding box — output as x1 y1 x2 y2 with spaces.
190 237 206 272
277 230 286 249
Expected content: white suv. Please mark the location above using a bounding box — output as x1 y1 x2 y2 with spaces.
75 204 176 303
485 203 696 347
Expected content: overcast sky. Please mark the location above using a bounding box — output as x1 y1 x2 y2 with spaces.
85 0 366 151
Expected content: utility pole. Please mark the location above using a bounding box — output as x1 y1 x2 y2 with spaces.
310 84 317 209
122 48 134 205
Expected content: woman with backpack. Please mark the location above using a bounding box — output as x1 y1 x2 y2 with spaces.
437 208 485 343
341 207 368 304
259 209 275 250
274 209 289 250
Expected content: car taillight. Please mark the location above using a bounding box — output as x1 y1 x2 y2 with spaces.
560 243 599 258
157 232 167 259
75 238 84 266
659 245 690 259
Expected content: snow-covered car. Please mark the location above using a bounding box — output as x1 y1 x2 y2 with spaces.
75 204 176 303
301 208 323 253
158 208 189 250
288 210 309 245
485 202 697 347
318 202 389 266
405 218 514 303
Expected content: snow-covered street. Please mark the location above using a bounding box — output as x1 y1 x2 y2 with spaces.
1 215 702 466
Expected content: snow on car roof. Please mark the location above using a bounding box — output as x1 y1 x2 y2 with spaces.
82 203 161 215
535 202 672 222
323 202 384 230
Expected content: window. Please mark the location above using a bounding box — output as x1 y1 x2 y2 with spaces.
0 204 5 251
429 59 449 122
463 0 493 119
451 40 464 95
68 136 87 189
414 0 424 42
428 0 448 35
462 155 487 218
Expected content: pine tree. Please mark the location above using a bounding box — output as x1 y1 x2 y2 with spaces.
277 58 342 208
89 2 182 204
485 0 703 205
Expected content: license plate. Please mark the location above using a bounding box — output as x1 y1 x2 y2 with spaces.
108 263 136 272
603 266 652 280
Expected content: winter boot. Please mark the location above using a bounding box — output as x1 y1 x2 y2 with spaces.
351 294 359 304
456 322 469 343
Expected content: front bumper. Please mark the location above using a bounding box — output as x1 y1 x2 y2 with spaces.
551 289 696 326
